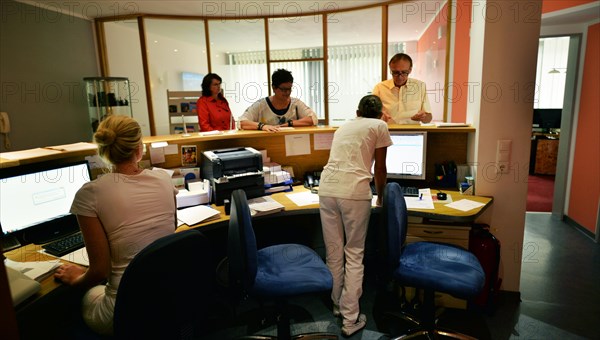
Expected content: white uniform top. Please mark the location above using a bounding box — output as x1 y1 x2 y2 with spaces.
70 169 177 299
318 117 392 200
239 97 318 126
372 78 431 124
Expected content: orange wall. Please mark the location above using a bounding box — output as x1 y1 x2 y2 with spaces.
568 22 600 233
449 0 472 122
542 0 597 13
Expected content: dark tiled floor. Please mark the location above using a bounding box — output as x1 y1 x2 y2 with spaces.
202 213 600 339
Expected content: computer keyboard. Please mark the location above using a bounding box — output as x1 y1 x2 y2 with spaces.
42 232 84 257
370 183 420 197
401 186 420 197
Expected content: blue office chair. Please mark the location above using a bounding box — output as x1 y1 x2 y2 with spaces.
381 183 485 339
227 189 337 339
113 229 213 339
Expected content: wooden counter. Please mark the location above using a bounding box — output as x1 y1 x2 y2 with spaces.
142 125 475 183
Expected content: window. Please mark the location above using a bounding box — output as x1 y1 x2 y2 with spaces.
328 7 382 126
145 19 208 135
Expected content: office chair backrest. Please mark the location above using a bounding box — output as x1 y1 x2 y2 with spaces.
113 230 213 339
381 182 408 270
228 189 258 295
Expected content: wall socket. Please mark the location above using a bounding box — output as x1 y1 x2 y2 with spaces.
496 139 512 174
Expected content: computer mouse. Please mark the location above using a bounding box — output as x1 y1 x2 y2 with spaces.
437 192 447 200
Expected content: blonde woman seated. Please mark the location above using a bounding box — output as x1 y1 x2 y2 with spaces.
54 115 177 335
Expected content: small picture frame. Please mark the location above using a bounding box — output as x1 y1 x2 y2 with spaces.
181 145 198 166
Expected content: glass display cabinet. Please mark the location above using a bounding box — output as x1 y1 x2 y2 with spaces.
84 77 133 132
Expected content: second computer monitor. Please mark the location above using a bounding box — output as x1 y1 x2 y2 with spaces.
384 131 427 180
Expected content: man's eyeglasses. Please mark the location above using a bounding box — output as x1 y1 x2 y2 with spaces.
277 86 292 93
390 70 410 77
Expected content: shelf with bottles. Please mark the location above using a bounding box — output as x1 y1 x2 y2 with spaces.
84 77 133 132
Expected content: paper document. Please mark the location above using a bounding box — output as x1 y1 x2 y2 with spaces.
5 258 61 281
45 142 98 152
177 205 220 226
434 122 470 127
248 196 285 216
445 199 485 212
404 188 435 210
60 247 90 266
286 191 320 207
284 134 310 156
199 130 223 136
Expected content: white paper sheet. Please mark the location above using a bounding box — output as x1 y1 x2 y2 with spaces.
404 189 435 210
5 258 61 281
248 196 285 216
286 191 320 206
177 205 220 226
284 134 311 156
149 146 165 164
39 247 90 267
445 199 485 212
45 142 98 152
313 133 334 150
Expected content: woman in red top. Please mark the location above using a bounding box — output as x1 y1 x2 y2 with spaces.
197 73 235 131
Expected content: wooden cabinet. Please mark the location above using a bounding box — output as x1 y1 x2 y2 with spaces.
534 138 559 175
167 90 201 134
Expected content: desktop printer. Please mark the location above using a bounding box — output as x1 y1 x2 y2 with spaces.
201 147 265 205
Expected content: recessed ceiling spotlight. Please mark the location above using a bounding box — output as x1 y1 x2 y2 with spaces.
174 49 179 52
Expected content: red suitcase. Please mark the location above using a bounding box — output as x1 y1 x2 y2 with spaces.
469 224 502 314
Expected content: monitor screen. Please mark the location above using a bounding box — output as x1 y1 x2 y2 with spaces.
0 160 91 244
532 108 562 129
374 131 427 180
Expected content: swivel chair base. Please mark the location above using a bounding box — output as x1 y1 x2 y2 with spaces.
391 329 478 340
237 300 338 340
240 333 338 340
387 289 478 340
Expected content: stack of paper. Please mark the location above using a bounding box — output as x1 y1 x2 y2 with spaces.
5 258 61 281
177 205 221 226
247 196 285 217
434 122 470 127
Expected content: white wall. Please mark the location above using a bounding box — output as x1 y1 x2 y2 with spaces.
469 0 542 292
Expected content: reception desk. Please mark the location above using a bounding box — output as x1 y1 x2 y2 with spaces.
142 125 474 185
7 185 492 339
2 124 480 337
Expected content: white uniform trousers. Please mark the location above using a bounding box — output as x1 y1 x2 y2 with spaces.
319 196 371 327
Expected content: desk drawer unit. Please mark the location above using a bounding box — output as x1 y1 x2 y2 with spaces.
406 224 470 248
405 223 471 309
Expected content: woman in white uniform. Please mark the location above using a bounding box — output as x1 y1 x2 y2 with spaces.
318 95 392 337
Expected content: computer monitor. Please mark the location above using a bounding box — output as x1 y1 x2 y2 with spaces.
0 160 91 246
532 108 562 129
374 131 427 180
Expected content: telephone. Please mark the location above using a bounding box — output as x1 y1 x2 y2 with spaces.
0 112 10 133
303 171 321 193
